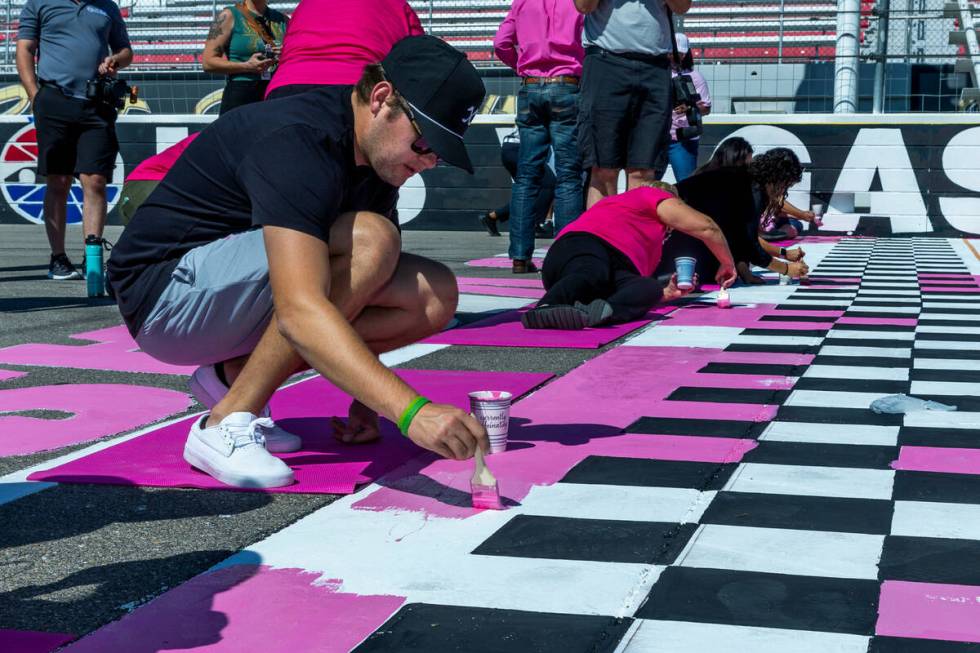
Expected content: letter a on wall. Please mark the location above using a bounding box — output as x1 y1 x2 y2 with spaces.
831 129 931 233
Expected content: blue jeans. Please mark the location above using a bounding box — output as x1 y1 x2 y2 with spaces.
668 139 699 182
509 83 583 261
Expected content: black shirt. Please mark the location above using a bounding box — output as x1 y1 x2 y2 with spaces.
676 167 773 268
108 85 398 336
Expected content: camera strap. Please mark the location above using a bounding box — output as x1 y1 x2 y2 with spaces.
666 8 681 63
235 2 276 46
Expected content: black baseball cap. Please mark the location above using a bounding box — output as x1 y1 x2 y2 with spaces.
381 35 486 173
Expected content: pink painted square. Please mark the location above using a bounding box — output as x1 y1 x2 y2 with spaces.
61 565 404 653
877 580 980 644
893 446 980 475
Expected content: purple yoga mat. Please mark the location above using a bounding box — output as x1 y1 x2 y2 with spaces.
0 629 75 653
422 305 676 349
29 370 551 495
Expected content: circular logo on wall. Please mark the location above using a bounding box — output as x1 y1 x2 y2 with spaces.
0 122 123 225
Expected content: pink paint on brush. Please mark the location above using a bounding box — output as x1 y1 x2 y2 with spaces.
455 276 544 288
465 257 544 269
0 325 195 375
457 284 545 299
836 317 918 327
877 580 980 644
892 446 980 475
0 384 191 456
0 629 75 653
354 346 776 518
61 565 405 653
29 370 551 494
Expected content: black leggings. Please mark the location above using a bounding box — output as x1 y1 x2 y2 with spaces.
541 233 664 324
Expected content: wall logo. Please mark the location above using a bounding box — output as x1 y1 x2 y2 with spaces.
0 123 124 225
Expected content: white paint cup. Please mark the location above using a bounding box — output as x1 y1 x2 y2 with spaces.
469 391 513 454
812 203 825 216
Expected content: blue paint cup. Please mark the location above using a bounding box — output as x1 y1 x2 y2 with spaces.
675 257 696 290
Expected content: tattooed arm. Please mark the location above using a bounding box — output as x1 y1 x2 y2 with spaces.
201 8 270 75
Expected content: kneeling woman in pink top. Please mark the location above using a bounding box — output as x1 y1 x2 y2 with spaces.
522 181 738 330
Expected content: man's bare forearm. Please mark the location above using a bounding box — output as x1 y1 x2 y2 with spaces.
15 41 38 100
112 47 134 70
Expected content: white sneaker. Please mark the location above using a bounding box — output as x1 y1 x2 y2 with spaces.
183 412 295 488
189 365 302 453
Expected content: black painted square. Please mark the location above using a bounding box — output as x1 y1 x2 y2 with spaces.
833 323 916 333
776 405 904 426
912 349 980 360
353 603 632 653
893 471 980 504
636 567 880 634
725 343 819 354
811 354 912 368
625 416 767 438
739 328 830 338
561 456 736 490
698 362 807 377
666 387 790 405
760 314 839 323
791 377 909 394
775 304 847 312
879 536 980 585
916 332 980 342
471 515 696 564
822 337 910 349
699 491 894 534
899 427 980 448
870 637 980 652
742 441 899 469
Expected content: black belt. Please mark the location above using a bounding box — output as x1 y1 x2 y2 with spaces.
585 46 670 65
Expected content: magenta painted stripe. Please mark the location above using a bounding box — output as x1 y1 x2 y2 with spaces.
917 279 979 285
921 287 980 293
0 630 75 653
457 284 545 299
836 317 918 327
465 257 543 269
663 303 829 330
893 446 980 475
918 273 973 279
877 580 980 644
61 565 404 653
455 276 543 288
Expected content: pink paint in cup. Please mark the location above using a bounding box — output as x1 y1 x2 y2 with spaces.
469 390 513 454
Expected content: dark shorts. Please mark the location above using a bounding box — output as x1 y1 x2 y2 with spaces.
33 84 119 180
577 47 673 172
219 79 270 115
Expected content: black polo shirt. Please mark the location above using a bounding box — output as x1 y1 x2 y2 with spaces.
107 85 398 336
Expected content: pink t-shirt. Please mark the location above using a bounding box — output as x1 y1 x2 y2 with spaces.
265 0 424 95
557 187 674 276
125 133 200 182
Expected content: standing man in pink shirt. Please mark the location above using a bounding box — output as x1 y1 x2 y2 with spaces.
494 0 585 274
265 0 423 98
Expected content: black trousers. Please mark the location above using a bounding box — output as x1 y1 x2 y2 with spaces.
219 79 270 115
541 233 663 324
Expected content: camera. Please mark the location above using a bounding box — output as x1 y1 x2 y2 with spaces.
672 73 703 141
86 75 138 110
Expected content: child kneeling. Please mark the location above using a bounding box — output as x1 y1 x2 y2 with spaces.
522 181 737 330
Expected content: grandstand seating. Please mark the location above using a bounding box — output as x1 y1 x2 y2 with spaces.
0 0 875 69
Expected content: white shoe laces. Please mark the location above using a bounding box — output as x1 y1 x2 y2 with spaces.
221 417 273 450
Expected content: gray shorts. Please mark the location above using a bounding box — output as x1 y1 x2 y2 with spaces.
136 229 273 366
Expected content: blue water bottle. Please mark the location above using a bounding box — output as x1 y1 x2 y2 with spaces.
85 234 104 297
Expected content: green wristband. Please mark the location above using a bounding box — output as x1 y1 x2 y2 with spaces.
397 396 431 436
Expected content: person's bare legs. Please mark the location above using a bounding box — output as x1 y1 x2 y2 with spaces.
626 167 657 190
206 212 458 426
586 166 619 209
43 175 72 256
79 173 108 240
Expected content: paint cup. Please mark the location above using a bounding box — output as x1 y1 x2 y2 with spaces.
674 257 696 290
811 203 825 229
716 287 732 308
469 390 513 454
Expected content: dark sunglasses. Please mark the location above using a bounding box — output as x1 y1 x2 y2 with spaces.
378 66 437 158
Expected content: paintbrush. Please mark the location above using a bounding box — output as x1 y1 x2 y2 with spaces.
471 445 503 510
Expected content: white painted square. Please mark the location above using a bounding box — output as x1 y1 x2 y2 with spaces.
625 325 743 348
780 299 852 307
911 380 980 396
732 335 824 346
725 462 894 500
826 330 915 341
892 501 980 540
456 294 531 313
803 365 909 381
920 313 980 322
785 389 892 408
678 524 884 579
917 325 980 335
759 420 898 446
904 411 980 429
923 301 980 309
915 358 980 371
521 484 716 524
915 340 980 351
845 306 920 314
819 345 911 358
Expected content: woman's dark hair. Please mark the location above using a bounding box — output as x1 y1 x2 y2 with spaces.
692 136 754 175
748 147 804 217
676 49 694 71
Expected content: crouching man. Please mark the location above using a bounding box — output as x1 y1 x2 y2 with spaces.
107 36 488 488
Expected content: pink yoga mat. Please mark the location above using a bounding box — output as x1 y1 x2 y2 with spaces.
423 304 676 349
29 370 551 495
0 630 75 653
457 284 545 299
455 276 543 288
